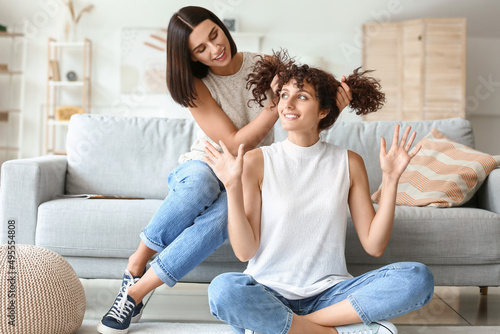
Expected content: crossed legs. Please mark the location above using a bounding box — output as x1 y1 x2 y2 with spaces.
208 263 434 333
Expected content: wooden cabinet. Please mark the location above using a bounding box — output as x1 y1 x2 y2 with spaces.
0 31 26 164
362 18 466 121
45 38 92 154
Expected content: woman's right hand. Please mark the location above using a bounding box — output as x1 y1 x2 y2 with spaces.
204 140 245 188
264 74 281 116
270 74 280 98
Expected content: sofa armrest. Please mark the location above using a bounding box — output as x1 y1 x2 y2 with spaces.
0 155 67 245
477 168 500 214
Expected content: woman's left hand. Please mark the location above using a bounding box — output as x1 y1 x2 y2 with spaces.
336 76 352 111
379 124 421 181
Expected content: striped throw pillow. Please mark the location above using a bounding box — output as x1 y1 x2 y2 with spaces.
371 128 500 207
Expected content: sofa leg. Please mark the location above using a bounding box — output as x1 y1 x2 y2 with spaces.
479 286 488 295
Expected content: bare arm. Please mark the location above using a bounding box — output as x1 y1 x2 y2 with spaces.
348 125 420 257
205 141 263 262
190 78 278 156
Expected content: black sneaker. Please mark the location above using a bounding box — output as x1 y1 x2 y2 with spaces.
97 269 143 334
97 289 137 334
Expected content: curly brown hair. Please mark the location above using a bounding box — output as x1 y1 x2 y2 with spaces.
246 49 385 131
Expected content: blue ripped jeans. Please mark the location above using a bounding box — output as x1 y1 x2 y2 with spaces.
140 160 228 287
208 262 434 334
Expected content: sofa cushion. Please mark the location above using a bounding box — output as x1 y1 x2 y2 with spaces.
372 128 500 207
319 118 475 194
35 198 237 262
346 205 500 266
36 198 160 258
65 115 198 199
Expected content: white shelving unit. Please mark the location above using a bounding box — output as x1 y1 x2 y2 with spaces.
0 30 26 165
45 38 92 154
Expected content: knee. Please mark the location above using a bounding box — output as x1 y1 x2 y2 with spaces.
182 162 220 192
208 273 245 302
172 161 221 198
413 263 434 288
403 262 435 302
208 273 248 316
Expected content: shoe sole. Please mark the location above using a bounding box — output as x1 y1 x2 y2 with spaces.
97 320 129 334
374 321 398 334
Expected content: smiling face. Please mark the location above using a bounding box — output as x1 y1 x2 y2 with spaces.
188 19 231 67
278 80 328 136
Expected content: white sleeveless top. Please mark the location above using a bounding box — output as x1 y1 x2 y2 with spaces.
180 52 274 163
244 139 353 300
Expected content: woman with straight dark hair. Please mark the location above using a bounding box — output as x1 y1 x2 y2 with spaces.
98 6 352 334
205 53 434 334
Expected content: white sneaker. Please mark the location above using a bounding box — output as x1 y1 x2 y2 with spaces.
244 330 264 334
335 320 397 334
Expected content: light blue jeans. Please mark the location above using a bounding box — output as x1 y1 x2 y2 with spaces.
208 262 434 334
140 160 228 287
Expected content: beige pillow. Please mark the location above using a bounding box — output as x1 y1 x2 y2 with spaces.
371 128 500 207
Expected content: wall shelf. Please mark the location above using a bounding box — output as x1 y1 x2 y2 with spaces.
0 32 24 38
0 27 26 166
48 81 85 87
45 37 92 154
49 41 87 47
47 119 71 126
0 71 23 75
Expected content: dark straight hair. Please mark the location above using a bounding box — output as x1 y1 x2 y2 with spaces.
166 6 238 108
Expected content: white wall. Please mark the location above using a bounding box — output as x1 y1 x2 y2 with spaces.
0 0 499 157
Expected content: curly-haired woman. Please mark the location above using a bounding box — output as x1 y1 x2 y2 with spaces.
205 53 434 334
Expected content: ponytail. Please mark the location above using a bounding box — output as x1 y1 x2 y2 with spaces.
344 67 385 116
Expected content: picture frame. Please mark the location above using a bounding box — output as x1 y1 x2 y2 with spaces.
223 17 238 33
121 27 167 94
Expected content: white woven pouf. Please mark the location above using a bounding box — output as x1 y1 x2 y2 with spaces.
0 244 86 334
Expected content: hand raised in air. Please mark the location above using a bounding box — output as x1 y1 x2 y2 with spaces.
379 124 421 181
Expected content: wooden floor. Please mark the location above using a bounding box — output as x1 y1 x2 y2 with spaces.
82 279 500 327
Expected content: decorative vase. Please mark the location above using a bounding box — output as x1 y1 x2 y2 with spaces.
64 20 77 42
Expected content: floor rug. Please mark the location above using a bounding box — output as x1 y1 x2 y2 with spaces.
79 320 500 334
78 320 233 333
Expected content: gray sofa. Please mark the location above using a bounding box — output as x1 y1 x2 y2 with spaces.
1 114 499 289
